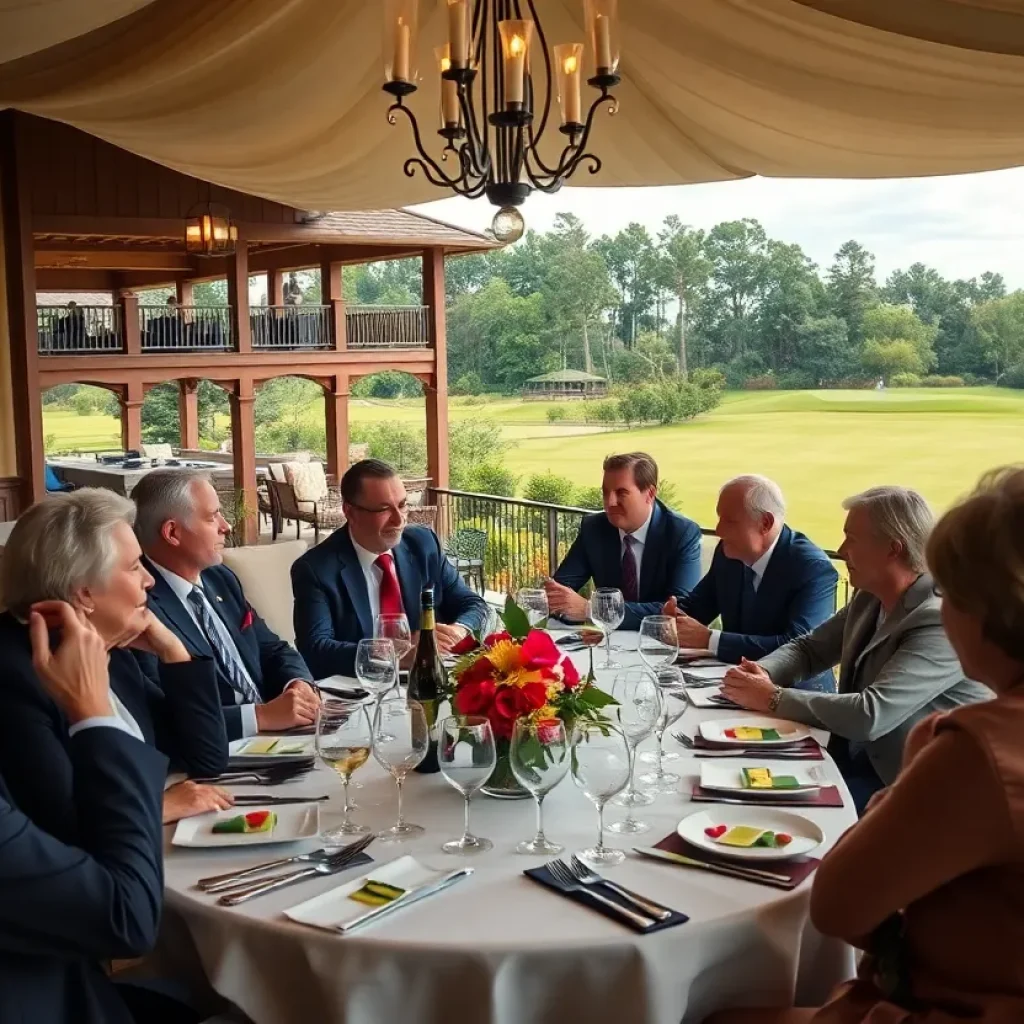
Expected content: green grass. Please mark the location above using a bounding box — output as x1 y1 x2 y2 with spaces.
43 387 1024 546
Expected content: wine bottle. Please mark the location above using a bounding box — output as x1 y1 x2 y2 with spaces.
408 586 445 774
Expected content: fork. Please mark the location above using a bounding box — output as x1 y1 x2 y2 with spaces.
567 855 672 921
546 860 655 929
194 765 314 785
199 847 337 892
217 835 374 906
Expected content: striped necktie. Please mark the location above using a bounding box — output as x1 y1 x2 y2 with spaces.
621 534 639 602
187 587 262 705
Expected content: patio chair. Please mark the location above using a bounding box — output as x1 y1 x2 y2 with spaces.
444 527 487 593
267 475 346 544
256 478 277 538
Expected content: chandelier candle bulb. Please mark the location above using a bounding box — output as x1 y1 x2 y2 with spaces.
499 20 533 107
594 15 612 70
393 18 411 82
436 47 461 126
448 0 469 68
554 43 584 126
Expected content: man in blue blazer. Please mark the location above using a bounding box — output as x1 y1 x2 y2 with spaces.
1 601 197 1024
664 474 839 691
545 452 703 630
133 469 319 741
292 460 489 678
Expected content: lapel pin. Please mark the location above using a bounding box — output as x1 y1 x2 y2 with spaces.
215 595 223 603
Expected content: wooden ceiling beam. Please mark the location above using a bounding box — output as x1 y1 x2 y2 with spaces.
34 250 194 271
35 269 116 292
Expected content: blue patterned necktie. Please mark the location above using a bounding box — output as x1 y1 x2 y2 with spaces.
187 587 262 705
621 534 639 602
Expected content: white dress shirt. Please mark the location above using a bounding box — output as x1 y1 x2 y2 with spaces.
708 535 780 656
618 509 654 587
151 561 260 737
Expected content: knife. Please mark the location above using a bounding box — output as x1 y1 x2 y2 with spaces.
335 868 473 934
633 847 794 885
233 795 330 806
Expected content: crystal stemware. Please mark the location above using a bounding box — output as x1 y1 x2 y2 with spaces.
438 715 496 854
315 699 372 842
607 669 662 834
516 588 549 627
590 588 625 669
372 696 428 841
570 720 631 866
510 717 569 854
638 668 689 788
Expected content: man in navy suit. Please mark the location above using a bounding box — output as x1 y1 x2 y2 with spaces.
1 600 196 1024
544 452 703 630
292 459 489 678
133 469 319 741
664 474 839 691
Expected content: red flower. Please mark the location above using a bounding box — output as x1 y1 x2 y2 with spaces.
520 630 560 670
455 679 496 716
536 717 565 745
560 656 581 690
457 655 495 687
241 608 254 630
483 631 512 647
521 681 548 711
493 686 525 721
489 709 515 740
450 633 478 656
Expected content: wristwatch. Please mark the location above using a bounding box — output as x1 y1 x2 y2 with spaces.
767 685 783 714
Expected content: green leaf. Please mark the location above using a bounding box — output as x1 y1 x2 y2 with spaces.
501 595 531 640
576 685 618 709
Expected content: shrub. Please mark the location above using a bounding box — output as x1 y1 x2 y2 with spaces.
254 421 326 457
546 405 567 423
573 485 604 511
456 394 486 406
523 472 576 506
890 372 922 388
1000 364 1024 389
658 478 682 510
590 400 620 424
776 370 815 390
466 463 519 497
451 372 484 396
743 374 778 391
350 371 422 399
920 375 965 388
690 367 726 392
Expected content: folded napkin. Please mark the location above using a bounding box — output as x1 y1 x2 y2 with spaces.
691 735 825 760
523 865 688 934
684 686 741 709
689 782 844 808
652 832 820 890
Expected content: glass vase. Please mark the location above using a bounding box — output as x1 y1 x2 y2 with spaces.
481 739 531 799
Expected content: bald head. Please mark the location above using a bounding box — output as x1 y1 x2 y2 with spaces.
715 475 786 565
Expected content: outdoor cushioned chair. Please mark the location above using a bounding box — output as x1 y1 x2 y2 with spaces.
221 540 308 644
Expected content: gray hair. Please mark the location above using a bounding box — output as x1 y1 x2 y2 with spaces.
1 488 136 617
723 474 786 524
132 468 212 546
842 486 934 572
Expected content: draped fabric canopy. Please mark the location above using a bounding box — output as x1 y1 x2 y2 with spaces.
2 0 1024 210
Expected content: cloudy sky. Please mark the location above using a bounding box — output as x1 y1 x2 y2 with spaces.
412 166 1024 288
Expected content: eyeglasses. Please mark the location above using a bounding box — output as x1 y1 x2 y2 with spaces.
347 501 409 517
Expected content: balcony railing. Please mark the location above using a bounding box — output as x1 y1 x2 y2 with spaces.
140 306 232 351
252 305 331 350
37 305 122 354
434 488 851 609
347 305 429 348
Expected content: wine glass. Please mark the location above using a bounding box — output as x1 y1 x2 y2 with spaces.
375 613 413 670
590 588 625 669
510 717 569 854
607 670 662 834
356 638 398 738
438 715 497 855
516 588 549 627
570 720 631 866
372 697 428 841
638 668 689 791
315 699 372 842
638 615 679 674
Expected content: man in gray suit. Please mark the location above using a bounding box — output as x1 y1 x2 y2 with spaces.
721 485 991 813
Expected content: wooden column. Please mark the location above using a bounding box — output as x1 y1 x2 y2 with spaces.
178 378 199 451
266 269 284 307
320 258 347 350
325 373 350 482
226 241 251 354
176 279 194 306
120 292 141 355
0 112 44 507
423 247 449 489
229 377 258 545
121 380 144 453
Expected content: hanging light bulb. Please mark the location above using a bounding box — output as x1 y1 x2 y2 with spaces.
491 206 525 244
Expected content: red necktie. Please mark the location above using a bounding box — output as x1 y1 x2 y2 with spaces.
375 552 404 617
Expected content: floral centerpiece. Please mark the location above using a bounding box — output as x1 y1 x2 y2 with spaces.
449 598 615 798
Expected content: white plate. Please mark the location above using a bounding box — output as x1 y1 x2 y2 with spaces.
285 855 454 932
229 737 315 759
699 762 825 797
677 808 824 862
699 716 813 747
171 805 320 848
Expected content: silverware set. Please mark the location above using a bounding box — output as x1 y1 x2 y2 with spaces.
195 760 316 786
197 835 374 906
233 794 330 806
671 732 818 760
633 847 795 885
546 856 674 929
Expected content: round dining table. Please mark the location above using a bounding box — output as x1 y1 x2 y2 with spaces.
160 633 857 1024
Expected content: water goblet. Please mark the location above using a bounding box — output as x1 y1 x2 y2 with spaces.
570 720 631 866
372 696 428 841
315 699 372 842
607 669 662 834
590 588 625 669
638 615 679 674
438 716 497 854
356 637 398 739
510 717 570 854
638 668 689 787
374 613 413 670
516 588 549 627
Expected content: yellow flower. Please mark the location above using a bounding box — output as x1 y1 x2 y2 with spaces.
486 640 522 677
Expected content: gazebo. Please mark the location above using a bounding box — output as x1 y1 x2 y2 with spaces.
523 370 608 400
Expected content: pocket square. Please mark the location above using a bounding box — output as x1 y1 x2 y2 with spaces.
241 608 254 630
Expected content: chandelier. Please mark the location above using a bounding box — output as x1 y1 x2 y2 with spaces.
185 202 238 256
382 0 620 243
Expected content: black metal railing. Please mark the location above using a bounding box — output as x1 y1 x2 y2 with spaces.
252 305 332 350
37 305 122 354
139 305 232 351
346 305 429 348
434 488 851 609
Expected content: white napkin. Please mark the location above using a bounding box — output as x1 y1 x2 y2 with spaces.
682 662 731 682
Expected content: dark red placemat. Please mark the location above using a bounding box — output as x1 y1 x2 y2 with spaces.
689 782 844 808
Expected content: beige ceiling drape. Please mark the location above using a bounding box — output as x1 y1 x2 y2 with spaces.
2 0 1024 210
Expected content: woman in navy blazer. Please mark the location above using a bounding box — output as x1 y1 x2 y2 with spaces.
0 490 230 844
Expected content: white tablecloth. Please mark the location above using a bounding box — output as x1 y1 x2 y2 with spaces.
161 635 857 1024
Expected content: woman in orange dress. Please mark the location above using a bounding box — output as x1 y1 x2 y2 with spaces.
708 466 1024 1024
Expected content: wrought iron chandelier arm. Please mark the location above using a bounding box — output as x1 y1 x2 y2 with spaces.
524 86 616 183
388 101 469 189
